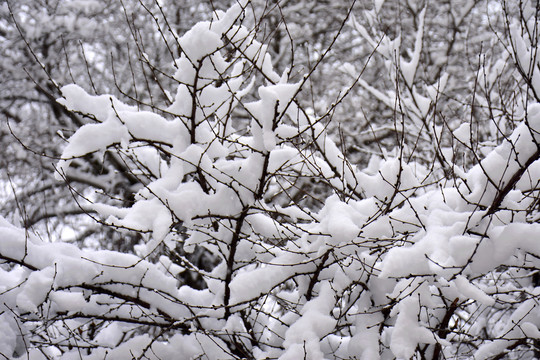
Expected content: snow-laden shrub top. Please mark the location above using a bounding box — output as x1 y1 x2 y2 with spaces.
2 0 540 359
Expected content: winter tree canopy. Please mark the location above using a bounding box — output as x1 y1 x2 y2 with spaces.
1 0 540 359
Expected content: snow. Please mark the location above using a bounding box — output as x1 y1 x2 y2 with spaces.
179 22 222 63
58 84 134 120
282 282 337 359
16 268 55 312
453 122 471 146
453 275 495 305
474 298 540 359
348 296 383 360
56 119 127 174
0 215 194 324
244 82 302 152
374 0 385 13
268 146 299 172
465 103 540 207
319 195 361 244
401 8 425 87
229 252 313 304
511 25 538 89
0 314 17 357
245 213 281 239
49 291 88 312
390 296 436 358
412 86 431 117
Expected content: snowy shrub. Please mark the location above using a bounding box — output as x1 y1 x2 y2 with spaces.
2 0 540 359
